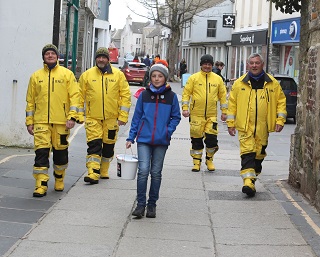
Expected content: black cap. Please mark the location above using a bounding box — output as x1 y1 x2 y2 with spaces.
200 54 214 66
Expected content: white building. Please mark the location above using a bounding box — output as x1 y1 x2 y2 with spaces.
0 0 55 147
0 0 111 147
180 0 234 76
120 16 150 57
229 0 300 79
92 0 111 67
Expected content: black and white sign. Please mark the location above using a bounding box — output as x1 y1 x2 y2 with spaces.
223 15 235 28
231 30 268 46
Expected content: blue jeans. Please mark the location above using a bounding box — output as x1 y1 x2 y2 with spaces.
136 143 168 207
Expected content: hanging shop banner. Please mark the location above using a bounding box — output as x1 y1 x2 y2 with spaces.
272 17 300 44
231 30 267 46
223 15 235 28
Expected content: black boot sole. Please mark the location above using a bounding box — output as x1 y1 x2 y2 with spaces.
84 176 99 184
242 186 256 197
33 192 47 197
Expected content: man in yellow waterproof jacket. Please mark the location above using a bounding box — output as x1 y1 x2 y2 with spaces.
26 44 80 197
79 47 131 184
182 54 227 172
227 53 287 197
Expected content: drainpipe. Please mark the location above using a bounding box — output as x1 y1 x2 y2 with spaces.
65 0 79 73
65 1 71 69
266 0 272 73
53 0 61 47
71 0 79 73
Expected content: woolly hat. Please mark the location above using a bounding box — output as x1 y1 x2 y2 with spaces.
200 54 214 66
149 63 169 80
95 47 109 59
42 44 58 59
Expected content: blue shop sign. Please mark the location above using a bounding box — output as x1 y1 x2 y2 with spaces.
272 18 300 43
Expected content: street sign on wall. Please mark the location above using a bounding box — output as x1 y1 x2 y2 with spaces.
231 30 267 46
272 18 300 44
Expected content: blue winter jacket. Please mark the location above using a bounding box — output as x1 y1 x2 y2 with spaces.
127 84 181 145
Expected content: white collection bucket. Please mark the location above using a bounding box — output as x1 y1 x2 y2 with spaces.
116 154 138 180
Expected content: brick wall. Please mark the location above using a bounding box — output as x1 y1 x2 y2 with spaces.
289 1 320 211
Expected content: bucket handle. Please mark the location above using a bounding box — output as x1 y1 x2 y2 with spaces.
124 147 137 160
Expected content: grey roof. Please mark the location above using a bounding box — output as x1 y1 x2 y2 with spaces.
131 21 150 34
146 26 161 38
112 29 122 40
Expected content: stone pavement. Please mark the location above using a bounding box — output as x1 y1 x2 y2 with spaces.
1 85 320 257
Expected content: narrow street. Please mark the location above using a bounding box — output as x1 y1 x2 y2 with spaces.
0 83 319 257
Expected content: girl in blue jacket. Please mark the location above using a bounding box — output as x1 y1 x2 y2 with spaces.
126 63 181 218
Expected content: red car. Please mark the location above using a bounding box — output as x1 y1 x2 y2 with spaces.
120 61 148 85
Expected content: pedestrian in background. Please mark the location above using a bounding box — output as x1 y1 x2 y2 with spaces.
143 54 151 67
212 61 236 83
133 55 139 62
79 47 131 184
227 53 287 197
126 63 181 218
182 54 227 172
25 44 80 197
179 58 187 79
151 54 160 66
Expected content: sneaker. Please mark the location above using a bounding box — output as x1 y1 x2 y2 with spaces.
132 206 145 218
146 206 156 218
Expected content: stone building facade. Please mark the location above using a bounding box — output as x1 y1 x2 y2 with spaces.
289 0 320 212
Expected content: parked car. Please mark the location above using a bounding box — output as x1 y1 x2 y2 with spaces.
273 74 297 124
120 61 148 85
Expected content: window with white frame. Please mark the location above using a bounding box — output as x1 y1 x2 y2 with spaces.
207 20 217 37
188 21 192 38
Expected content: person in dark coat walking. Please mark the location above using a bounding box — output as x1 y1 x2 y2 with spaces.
179 58 187 79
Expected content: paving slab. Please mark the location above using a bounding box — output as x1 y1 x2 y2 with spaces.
215 244 315 257
214 226 308 245
116 237 214 257
6 241 111 257
125 221 213 242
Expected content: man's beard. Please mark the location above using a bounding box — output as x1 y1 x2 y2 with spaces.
97 62 107 70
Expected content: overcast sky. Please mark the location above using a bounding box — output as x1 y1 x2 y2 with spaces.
109 0 148 30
